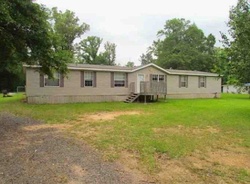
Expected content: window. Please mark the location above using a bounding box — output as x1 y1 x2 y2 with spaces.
152 75 158 81
199 76 206 88
44 73 60 87
114 73 126 87
84 71 94 87
159 75 165 81
81 71 96 87
151 74 165 82
179 76 188 88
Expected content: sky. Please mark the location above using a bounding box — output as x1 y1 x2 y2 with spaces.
36 0 238 66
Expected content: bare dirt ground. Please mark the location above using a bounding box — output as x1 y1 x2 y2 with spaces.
73 111 250 183
1 111 249 184
0 112 149 184
78 111 141 122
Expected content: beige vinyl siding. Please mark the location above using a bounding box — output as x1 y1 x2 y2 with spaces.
26 68 129 97
129 66 167 85
128 66 167 94
166 75 221 98
25 64 222 103
27 95 127 104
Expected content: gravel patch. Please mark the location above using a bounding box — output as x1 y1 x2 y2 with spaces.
0 112 145 184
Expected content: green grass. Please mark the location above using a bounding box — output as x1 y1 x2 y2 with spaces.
0 93 250 182
0 93 140 123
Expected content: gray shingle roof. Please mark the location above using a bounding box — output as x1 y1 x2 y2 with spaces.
67 63 133 71
165 69 219 76
68 63 219 76
24 63 219 77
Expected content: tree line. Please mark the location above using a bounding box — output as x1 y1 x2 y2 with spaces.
139 0 250 86
1 0 249 91
0 0 116 91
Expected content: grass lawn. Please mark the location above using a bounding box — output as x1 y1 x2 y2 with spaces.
0 93 249 183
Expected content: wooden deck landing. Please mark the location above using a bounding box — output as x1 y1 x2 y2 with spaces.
126 81 167 103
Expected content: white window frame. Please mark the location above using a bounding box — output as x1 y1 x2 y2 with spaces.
44 72 60 87
114 73 126 87
151 74 165 82
199 76 206 88
159 75 165 82
84 71 94 87
180 76 188 87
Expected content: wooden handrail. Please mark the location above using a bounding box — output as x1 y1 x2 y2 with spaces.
140 81 167 94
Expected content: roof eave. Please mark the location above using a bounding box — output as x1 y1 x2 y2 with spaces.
167 72 219 77
24 64 132 73
23 64 220 76
131 63 170 74
68 66 132 73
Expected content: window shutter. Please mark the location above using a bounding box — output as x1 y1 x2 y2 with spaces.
186 76 188 88
125 73 128 88
179 76 181 88
150 74 153 81
60 74 64 87
198 77 201 88
93 72 97 87
111 72 114 88
81 71 84 87
40 73 44 87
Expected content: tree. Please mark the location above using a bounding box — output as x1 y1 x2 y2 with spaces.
0 0 71 91
0 64 25 92
77 37 116 65
77 36 102 64
126 61 135 67
103 42 116 65
152 18 216 71
50 7 89 60
222 0 250 84
140 47 154 65
0 0 70 77
213 48 236 85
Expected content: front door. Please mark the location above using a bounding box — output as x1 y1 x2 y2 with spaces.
137 74 145 93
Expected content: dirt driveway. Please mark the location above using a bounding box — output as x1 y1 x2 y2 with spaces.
0 113 146 184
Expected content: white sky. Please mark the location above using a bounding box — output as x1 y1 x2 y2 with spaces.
36 0 238 66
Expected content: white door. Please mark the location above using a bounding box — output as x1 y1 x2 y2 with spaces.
137 74 145 93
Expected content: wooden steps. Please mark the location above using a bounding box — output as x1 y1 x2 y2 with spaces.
124 93 140 103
